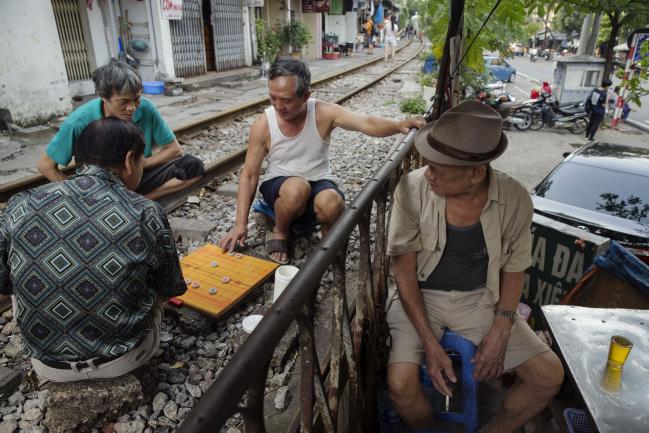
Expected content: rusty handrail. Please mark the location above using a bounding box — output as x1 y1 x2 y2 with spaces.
178 127 418 433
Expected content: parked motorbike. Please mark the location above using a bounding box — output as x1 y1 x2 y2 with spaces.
476 92 532 130
539 103 588 134
530 53 537 62
522 92 587 133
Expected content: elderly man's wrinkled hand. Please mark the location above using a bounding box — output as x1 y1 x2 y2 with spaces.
471 324 510 381
398 116 426 134
424 342 456 397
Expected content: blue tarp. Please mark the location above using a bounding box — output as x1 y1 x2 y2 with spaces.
591 241 649 297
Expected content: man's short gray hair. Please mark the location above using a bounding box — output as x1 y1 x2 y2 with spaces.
268 57 311 98
92 59 143 100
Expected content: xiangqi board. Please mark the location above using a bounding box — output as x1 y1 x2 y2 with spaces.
175 244 279 318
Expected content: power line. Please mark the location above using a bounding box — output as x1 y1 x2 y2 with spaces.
449 0 503 80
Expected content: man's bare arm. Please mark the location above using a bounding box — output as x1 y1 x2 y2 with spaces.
320 101 425 137
37 153 67 182
219 114 269 251
144 139 183 170
392 253 456 396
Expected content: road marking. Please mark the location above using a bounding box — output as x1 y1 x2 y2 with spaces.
512 83 528 95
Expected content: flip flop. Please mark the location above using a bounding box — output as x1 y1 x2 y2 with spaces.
265 232 290 265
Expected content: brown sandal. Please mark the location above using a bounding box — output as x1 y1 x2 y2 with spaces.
265 232 289 265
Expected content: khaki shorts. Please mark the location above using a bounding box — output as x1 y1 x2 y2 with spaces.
32 302 163 382
387 288 549 371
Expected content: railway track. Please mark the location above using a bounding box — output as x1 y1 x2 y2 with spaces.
0 40 422 210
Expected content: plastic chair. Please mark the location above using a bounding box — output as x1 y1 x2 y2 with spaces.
420 330 478 433
252 199 319 235
377 330 478 433
564 408 594 433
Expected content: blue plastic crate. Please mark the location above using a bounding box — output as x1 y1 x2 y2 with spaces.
564 408 594 433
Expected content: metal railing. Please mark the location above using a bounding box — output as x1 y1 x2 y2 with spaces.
178 129 420 433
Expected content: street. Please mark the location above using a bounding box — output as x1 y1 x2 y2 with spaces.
508 56 649 127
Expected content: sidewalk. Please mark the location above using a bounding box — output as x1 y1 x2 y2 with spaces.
0 43 397 185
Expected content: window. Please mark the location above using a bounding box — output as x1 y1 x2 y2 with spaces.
584 70 601 87
535 162 649 223
565 70 584 87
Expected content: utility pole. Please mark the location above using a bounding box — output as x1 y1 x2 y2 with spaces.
587 13 602 55
577 13 593 55
432 0 465 119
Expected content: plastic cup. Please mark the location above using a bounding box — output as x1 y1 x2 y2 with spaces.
273 265 299 301
607 335 633 370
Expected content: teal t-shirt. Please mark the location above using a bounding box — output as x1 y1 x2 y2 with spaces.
46 97 176 166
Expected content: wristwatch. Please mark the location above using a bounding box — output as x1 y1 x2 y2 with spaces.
494 308 518 323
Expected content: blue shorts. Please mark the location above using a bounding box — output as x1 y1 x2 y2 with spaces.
259 176 344 225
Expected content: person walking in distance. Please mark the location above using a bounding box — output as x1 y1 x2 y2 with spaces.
384 12 398 64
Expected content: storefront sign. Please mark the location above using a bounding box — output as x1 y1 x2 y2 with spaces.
244 0 264 6
161 0 182 20
302 0 330 13
522 214 609 328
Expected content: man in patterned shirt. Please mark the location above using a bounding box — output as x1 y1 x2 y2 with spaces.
0 117 186 382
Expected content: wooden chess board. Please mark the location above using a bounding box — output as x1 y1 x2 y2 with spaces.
175 244 278 318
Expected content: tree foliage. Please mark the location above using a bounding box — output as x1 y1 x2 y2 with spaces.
426 0 528 71
551 8 585 35
526 0 649 78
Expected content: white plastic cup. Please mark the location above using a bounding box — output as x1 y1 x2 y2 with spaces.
274 265 299 301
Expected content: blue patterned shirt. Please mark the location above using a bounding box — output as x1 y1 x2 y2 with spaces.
0 165 186 363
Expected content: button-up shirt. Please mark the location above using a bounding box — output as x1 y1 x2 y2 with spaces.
0 165 186 362
387 166 533 304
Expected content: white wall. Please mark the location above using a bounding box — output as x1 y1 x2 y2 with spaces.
243 7 253 66
0 1 72 126
302 13 320 60
148 0 176 79
325 14 347 45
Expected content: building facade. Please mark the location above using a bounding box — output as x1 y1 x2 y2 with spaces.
1 0 395 126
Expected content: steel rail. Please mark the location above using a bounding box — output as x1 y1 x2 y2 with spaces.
0 41 414 203
177 38 424 428
146 41 424 214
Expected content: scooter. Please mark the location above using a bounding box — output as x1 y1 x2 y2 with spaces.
539 103 588 134
530 53 537 62
476 92 532 130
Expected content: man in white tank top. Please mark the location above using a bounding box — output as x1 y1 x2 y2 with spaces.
220 58 424 263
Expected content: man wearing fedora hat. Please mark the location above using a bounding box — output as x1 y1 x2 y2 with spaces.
385 101 564 432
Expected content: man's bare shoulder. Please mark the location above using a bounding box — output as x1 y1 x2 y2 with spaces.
249 111 270 145
314 99 342 117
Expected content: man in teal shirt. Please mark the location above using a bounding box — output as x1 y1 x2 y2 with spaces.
38 60 204 200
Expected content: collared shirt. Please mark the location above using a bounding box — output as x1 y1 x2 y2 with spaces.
0 165 186 362
46 97 176 166
387 166 533 304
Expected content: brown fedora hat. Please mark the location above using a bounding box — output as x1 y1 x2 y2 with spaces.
414 100 508 166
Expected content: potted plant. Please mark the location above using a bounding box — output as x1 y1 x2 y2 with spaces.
255 19 281 76
281 20 312 58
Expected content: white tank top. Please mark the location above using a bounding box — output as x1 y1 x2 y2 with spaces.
262 98 337 183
